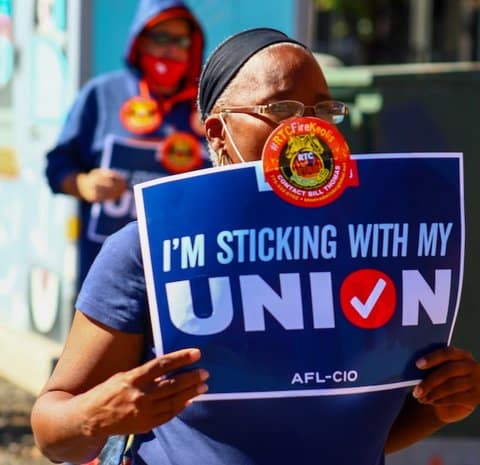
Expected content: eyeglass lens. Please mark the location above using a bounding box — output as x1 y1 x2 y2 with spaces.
269 101 346 124
144 31 191 49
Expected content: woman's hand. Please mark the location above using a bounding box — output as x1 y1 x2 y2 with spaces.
413 346 480 423
77 168 128 202
81 348 209 437
31 314 208 464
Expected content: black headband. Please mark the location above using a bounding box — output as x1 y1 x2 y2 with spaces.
198 27 306 120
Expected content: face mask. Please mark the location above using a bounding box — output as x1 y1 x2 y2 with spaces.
219 113 246 163
140 54 188 89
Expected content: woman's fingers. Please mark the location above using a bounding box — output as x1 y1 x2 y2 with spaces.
414 371 473 403
413 346 480 411
150 368 210 400
129 348 202 387
85 349 208 435
415 346 473 370
414 358 476 398
83 168 128 200
427 389 477 407
150 382 209 420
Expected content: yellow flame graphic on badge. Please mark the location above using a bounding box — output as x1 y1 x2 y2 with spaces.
284 134 323 160
129 100 157 125
283 135 330 187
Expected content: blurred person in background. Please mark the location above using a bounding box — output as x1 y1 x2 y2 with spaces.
45 0 209 291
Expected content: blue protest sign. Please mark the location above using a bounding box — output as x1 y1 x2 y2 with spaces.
134 153 464 400
88 135 170 243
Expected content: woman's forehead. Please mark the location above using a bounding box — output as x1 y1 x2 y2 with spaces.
150 18 191 34
233 45 329 102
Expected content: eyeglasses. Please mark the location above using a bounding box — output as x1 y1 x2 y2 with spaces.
142 31 192 49
219 100 348 124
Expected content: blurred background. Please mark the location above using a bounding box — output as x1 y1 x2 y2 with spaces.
1 1 480 464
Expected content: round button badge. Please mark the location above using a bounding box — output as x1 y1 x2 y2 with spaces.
161 132 203 173
120 96 162 134
262 117 354 208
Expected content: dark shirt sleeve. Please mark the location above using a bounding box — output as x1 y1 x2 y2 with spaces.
75 221 148 334
45 81 99 193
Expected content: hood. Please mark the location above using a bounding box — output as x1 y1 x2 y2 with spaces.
125 0 204 91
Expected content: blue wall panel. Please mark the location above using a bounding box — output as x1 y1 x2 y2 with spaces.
92 0 296 76
185 0 296 58
92 0 137 75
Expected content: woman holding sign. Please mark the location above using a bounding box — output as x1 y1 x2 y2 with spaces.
32 28 480 465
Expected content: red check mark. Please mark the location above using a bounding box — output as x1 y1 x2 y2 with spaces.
340 269 396 329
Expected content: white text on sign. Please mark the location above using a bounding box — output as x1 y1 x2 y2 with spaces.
161 222 454 270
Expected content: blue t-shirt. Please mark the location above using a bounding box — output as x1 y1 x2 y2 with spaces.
77 222 409 465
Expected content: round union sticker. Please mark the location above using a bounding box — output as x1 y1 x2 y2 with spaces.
262 117 352 208
161 132 202 173
120 96 162 134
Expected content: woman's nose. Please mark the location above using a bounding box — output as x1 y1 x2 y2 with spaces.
302 105 316 117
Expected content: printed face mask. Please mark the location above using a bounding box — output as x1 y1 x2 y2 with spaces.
140 54 188 89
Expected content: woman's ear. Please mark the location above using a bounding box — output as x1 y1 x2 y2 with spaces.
204 116 225 155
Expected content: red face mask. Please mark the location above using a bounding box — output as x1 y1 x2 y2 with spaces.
140 54 188 90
